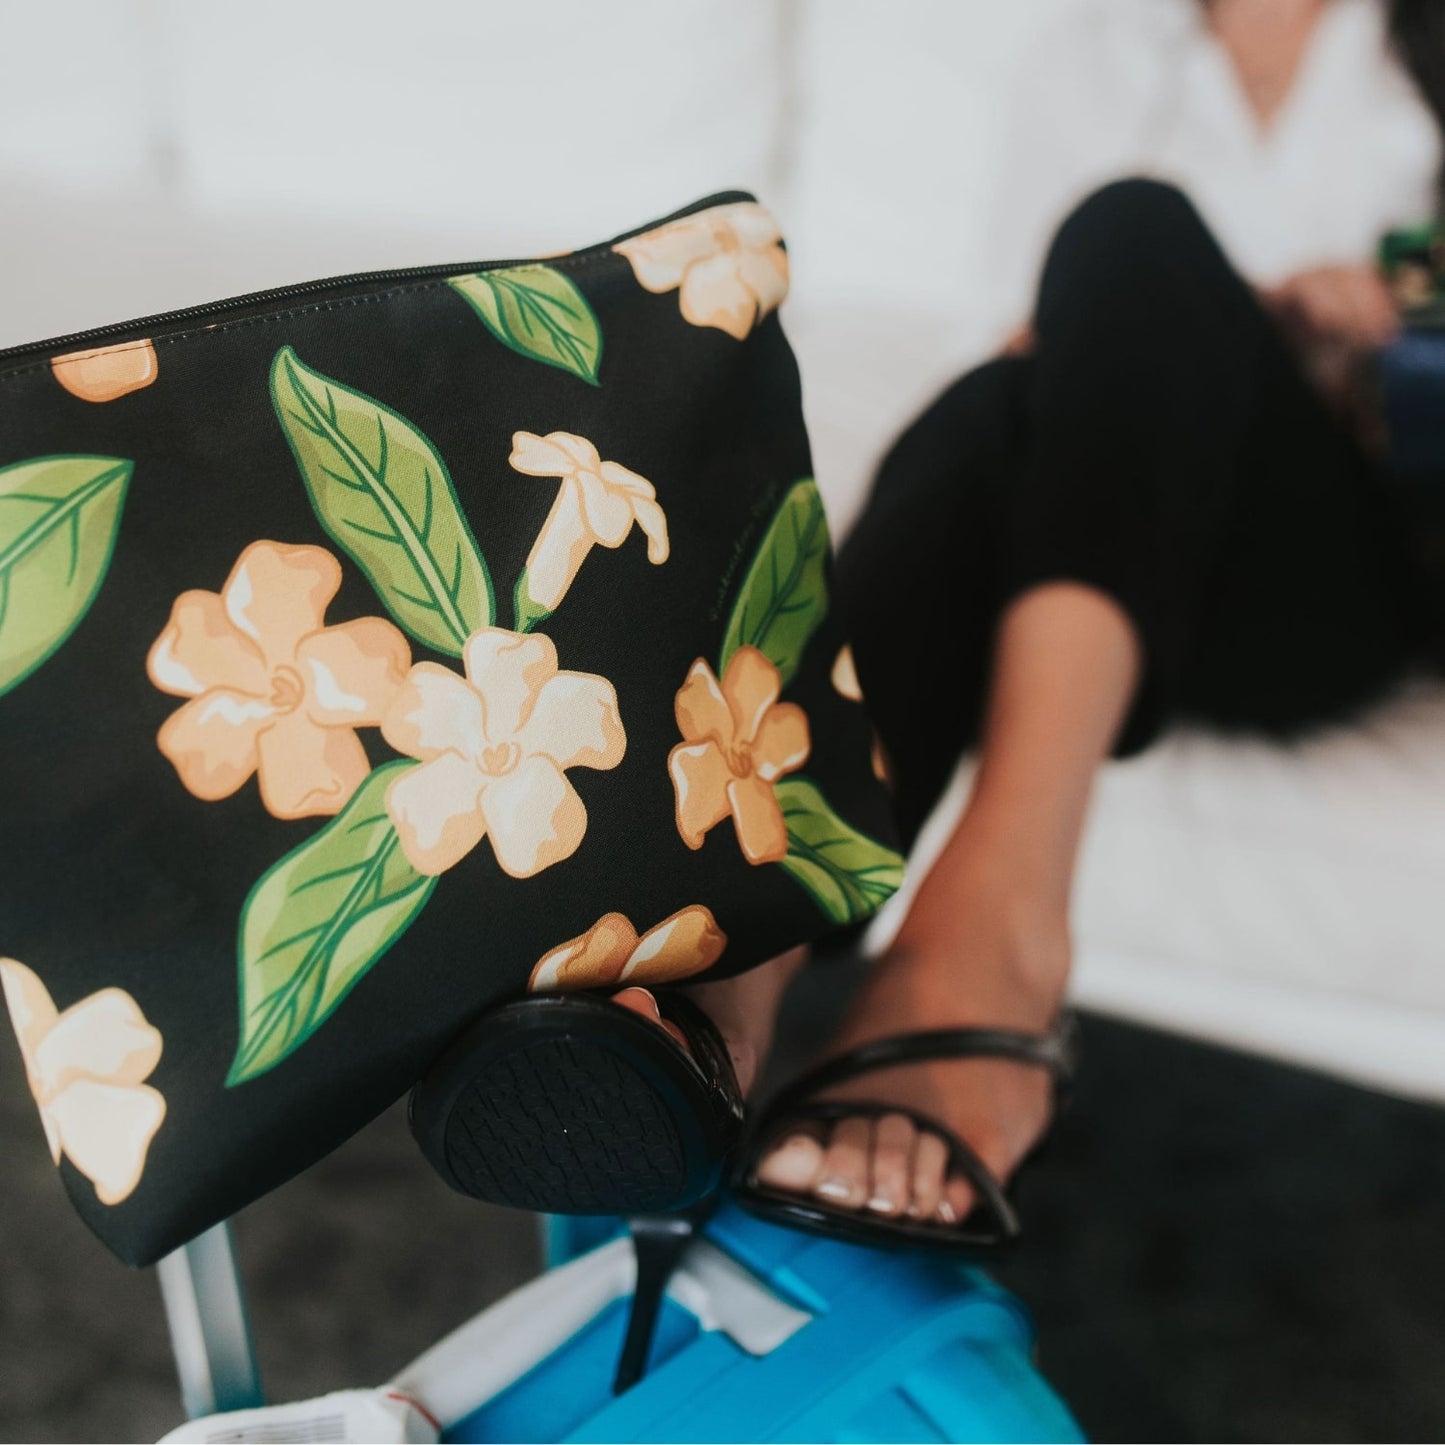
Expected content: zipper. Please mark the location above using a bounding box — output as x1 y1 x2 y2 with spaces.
0 189 756 368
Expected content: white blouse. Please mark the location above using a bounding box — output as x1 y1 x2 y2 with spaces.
988 0 1441 334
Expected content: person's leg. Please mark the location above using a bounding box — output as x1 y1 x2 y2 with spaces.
755 178 1422 1224
616 180 1422 1227
755 583 1138 1216
749 184 1229 1215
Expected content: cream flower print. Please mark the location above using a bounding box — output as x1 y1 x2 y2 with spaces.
382 627 626 878
509 431 668 615
1 959 165 1206
613 202 789 340
669 646 810 865
147 541 411 820
529 905 726 993
831 644 864 702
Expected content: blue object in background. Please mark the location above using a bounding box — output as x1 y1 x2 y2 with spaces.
1379 330 1445 478
448 1201 1084 1444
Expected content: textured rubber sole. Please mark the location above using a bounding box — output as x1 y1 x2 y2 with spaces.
437 1033 692 1214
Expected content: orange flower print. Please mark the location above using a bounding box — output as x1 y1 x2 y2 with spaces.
51 339 159 402
613 202 789 341
669 646 810 865
382 627 625 878
509 430 668 614
1 959 165 1206
147 541 411 820
528 905 726 993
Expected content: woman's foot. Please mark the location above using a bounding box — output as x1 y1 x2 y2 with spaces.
752 885 1071 1228
734 580 1126 1231
612 882 1070 1231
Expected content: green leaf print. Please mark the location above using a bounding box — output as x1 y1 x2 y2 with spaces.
773 776 904 926
448 265 603 384
0 454 132 697
719 479 829 687
229 761 436 1084
270 346 492 655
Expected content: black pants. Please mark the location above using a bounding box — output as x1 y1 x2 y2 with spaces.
838 179 1434 847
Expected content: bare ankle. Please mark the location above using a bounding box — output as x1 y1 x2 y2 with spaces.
932 808 1074 916
682 945 806 1098
887 889 1072 1021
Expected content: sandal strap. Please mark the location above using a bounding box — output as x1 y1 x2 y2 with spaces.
646 990 746 1131
763 1012 1081 1121
736 1016 1080 1250
761 1098 1022 1242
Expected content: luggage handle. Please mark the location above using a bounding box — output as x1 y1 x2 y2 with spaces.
156 1221 264 1420
390 1233 812 1431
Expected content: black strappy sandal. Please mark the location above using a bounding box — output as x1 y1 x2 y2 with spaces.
409 990 744 1217
732 1015 1081 1254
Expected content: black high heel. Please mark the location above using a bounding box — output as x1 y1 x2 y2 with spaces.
409 993 739 1394
613 1206 713 1393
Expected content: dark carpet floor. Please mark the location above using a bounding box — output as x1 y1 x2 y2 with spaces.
3 981 1445 1443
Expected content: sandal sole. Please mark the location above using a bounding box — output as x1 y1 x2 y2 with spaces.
410 996 737 1215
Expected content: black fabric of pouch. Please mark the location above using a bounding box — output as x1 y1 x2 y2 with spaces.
0 191 902 1266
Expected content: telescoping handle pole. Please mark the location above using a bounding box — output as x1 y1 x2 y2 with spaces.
156 1220 265 1419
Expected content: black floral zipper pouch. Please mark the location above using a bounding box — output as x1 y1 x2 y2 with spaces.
0 191 902 1265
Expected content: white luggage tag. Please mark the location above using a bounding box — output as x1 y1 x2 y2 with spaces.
156 1387 439 1444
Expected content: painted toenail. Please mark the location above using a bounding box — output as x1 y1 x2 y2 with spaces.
816 1177 853 1202
937 1199 958 1224
866 1194 898 1214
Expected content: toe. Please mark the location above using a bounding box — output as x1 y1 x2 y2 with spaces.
938 1171 977 1227
866 1113 917 1216
754 1128 827 1193
907 1130 949 1221
612 987 689 1052
814 1116 872 1209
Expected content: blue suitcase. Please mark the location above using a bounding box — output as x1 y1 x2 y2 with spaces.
156 1202 1083 1443
437 1203 1084 1443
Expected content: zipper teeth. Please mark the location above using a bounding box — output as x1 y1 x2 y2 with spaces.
0 257 547 363
0 189 753 367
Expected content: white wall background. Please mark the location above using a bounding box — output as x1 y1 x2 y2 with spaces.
0 0 1070 522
